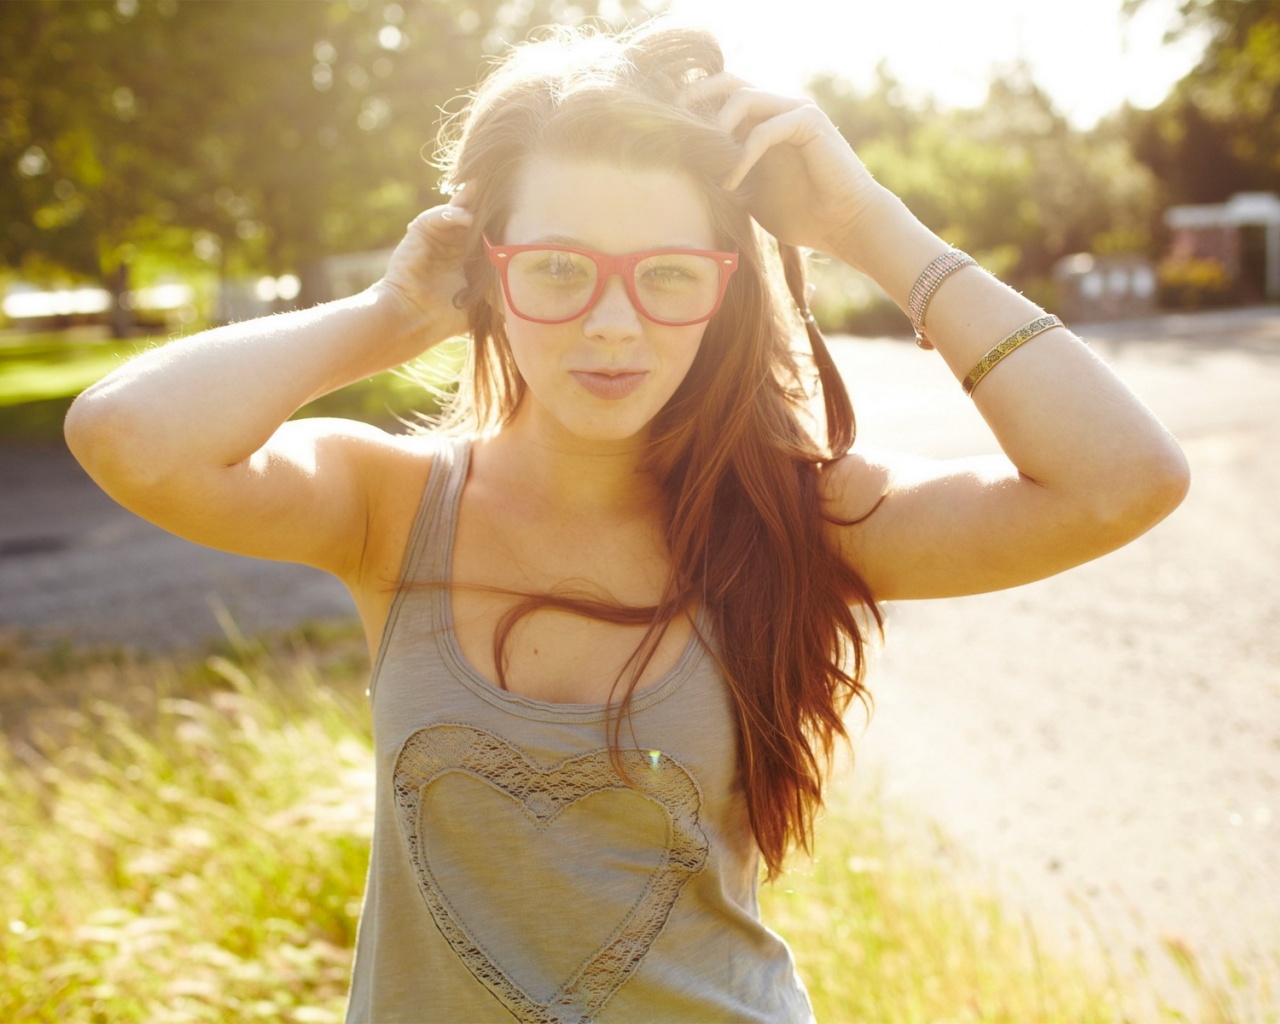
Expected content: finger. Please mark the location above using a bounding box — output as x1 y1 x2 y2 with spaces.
410 204 473 238
442 204 471 221
403 208 472 266
438 202 473 225
723 105 828 191
679 71 753 107
716 88 807 136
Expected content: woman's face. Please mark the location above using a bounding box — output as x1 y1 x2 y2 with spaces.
496 156 718 448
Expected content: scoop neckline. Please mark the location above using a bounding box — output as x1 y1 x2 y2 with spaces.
434 437 709 724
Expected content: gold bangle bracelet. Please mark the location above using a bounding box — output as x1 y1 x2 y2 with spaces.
961 314 1063 396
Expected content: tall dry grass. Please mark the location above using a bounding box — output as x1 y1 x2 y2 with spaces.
1 627 370 1023
1 627 1273 1022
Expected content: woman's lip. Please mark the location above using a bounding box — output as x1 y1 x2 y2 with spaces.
570 370 648 400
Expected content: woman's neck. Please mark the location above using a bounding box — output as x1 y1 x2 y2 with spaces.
478 408 664 524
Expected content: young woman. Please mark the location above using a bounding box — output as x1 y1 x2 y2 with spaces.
65 22 1189 1024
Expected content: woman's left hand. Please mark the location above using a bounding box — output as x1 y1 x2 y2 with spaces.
686 75 886 258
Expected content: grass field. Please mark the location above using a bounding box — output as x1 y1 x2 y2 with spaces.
0 330 465 440
2 627 1272 1023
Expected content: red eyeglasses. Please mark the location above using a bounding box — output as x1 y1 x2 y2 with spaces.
484 235 739 326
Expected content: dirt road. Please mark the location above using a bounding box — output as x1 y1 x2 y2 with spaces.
3 307 1278 1003
832 307 1280 1007
0 442 355 649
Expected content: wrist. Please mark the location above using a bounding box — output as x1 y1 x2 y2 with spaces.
368 280 448 358
828 186 949 308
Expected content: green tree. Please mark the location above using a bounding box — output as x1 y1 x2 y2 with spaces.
0 1 193 333
811 67 1158 294
1121 0 1280 202
1 0 662 333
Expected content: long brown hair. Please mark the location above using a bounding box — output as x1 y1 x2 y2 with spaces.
433 21 881 879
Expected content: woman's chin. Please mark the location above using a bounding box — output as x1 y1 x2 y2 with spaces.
514 388 669 450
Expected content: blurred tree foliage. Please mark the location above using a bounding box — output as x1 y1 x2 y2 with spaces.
0 0 658 325
810 66 1159 308
1120 0 1280 203
12 0 1254 330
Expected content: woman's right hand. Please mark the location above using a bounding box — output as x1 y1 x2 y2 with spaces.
377 190 475 346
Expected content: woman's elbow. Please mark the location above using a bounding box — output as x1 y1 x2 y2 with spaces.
1137 434 1191 519
64 387 166 495
1096 436 1191 543
64 388 109 470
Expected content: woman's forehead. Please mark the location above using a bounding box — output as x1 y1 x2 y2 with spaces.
503 156 716 251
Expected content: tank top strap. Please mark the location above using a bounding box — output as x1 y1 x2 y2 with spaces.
368 434 472 696
399 433 472 586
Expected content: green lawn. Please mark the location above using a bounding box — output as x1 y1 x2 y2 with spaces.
0 330 465 440
0 340 135 407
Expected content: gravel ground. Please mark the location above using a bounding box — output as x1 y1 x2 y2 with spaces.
2 306 1277 1009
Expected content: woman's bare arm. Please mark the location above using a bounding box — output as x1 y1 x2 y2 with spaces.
64 200 473 581
818 185 1188 600
697 78 1189 600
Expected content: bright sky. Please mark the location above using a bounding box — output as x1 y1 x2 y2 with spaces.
663 0 1211 128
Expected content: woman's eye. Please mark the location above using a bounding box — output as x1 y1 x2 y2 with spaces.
541 253 586 280
642 258 704 288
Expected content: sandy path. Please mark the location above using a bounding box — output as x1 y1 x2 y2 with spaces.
2 306 1277 1006
830 307 1280 1007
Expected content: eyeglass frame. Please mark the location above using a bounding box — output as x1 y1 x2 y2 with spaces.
483 234 740 326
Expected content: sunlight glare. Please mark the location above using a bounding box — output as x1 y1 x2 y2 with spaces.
665 0 1210 127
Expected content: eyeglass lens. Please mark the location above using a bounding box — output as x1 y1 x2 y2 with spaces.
504 249 724 324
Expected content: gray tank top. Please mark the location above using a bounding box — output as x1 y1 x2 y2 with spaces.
346 436 814 1023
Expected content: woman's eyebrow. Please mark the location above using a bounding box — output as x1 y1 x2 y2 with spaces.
524 233 591 246
522 234 716 251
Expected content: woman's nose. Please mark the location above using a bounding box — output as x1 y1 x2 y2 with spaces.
583 273 643 336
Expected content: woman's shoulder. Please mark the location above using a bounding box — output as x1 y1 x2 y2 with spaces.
292 416 442 511
817 446 896 522
343 426 470 646
356 426 461 547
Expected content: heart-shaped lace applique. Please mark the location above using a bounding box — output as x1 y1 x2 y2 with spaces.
393 724 709 1023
